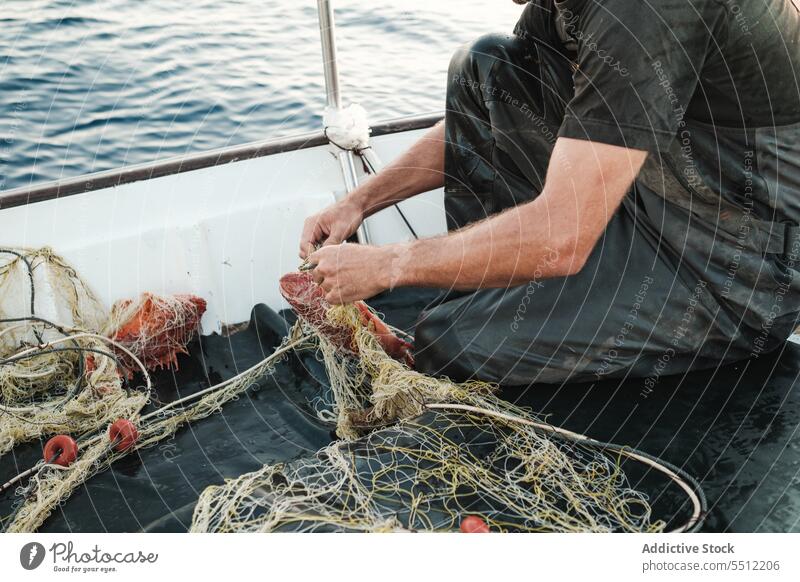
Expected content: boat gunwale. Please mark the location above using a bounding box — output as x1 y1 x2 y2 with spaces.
0 112 443 211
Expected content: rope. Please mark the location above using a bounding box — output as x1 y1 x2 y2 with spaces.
0 334 309 501
424 402 707 533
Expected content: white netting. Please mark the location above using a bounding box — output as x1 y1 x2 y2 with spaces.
2 259 688 533
0 248 136 455
190 278 672 533
0 247 207 531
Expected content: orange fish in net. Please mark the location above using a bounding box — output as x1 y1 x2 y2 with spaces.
108 293 207 376
279 272 413 367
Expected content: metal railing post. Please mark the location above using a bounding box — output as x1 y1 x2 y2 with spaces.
317 0 342 110
316 0 371 244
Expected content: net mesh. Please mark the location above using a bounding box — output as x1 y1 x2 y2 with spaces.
189 273 668 533
2 259 678 533
190 408 663 533
0 248 207 531
0 248 137 456
3 332 306 533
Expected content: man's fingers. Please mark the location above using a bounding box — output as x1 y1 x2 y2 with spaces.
321 281 333 293
306 244 359 304
325 289 344 305
299 220 316 255
308 251 330 287
299 241 314 259
321 235 342 248
322 224 355 248
324 279 352 305
306 247 325 266
299 218 326 258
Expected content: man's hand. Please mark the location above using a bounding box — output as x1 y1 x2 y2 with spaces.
299 198 365 259
307 243 398 304
298 122 447 259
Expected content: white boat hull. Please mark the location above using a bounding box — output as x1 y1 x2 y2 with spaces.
0 122 446 334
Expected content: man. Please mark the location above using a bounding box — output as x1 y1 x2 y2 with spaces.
300 0 800 385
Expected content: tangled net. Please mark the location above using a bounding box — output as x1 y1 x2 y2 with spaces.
190 409 665 533
3 333 307 533
0 249 105 402
2 261 699 533
107 293 207 376
0 247 207 531
0 248 139 456
190 273 678 533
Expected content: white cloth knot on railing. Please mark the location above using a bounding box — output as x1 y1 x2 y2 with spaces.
323 104 370 151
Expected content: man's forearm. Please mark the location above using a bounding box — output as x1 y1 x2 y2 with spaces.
390 199 573 290
386 138 648 291
348 121 446 217
306 138 647 305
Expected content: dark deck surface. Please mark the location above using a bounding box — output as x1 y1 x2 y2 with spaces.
1 288 798 532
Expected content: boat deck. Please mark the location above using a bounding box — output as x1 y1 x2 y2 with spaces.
2 288 798 532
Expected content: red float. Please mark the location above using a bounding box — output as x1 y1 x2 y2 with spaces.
108 419 139 452
43 435 79 467
459 515 490 533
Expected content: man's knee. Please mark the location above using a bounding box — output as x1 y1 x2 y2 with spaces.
448 33 524 94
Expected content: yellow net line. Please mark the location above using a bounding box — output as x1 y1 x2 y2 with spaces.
0 247 223 532
3 331 310 533
0 249 144 456
1 254 694 532
190 303 670 533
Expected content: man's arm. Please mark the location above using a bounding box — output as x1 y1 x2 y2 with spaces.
299 121 446 258
308 137 647 304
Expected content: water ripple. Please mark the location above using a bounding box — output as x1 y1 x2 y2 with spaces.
0 0 524 191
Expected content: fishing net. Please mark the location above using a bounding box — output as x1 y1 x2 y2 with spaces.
0 248 135 456
189 273 690 533
0 247 208 531
2 332 309 533
2 259 701 533
106 293 207 376
280 272 413 364
0 249 106 402
190 408 665 533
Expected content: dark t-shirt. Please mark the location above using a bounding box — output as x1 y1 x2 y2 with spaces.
550 0 800 149
516 0 800 339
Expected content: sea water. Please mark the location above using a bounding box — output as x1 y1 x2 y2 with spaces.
0 0 523 191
